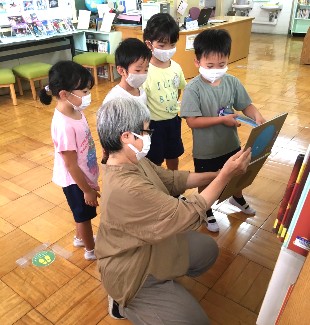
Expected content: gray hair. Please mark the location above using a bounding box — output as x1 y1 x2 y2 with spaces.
97 97 151 153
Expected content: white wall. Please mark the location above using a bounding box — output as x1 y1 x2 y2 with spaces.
251 0 294 35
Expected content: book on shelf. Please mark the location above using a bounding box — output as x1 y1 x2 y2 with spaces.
41 20 56 35
27 21 46 36
8 15 32 37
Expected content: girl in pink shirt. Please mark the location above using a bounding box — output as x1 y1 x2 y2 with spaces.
39 61 100 260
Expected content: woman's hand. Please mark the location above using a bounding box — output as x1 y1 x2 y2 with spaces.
220 148 251 180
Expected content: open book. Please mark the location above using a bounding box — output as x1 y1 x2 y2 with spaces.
218 112 288 203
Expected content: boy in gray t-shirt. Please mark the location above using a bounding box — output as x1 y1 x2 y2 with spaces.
180 29 266 232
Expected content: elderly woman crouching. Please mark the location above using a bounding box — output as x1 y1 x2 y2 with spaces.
96 98 251 325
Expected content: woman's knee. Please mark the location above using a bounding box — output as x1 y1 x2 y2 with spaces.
187 231 219 277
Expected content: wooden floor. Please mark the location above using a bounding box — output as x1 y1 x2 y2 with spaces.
1 33 310 325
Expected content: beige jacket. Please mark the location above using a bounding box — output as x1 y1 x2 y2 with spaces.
95 158 208 306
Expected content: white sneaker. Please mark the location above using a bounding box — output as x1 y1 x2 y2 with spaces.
229 197 256 215
73 235 96 247
108 295 126 320
84 249 96 260
204 214 220 232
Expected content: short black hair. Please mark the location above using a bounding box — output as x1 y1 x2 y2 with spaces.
143 13 179 44
194 29 231 61
39 60 94 105
115 38 152 70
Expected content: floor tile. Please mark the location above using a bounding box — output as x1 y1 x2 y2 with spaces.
0 193 55 227
20 206 75 244
0 228 40 277
0 280 32 325
36 271 102 323
2 252 81 307
240 229 282 269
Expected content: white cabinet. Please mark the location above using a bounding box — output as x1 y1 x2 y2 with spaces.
290 0 310 34
73 30 122 54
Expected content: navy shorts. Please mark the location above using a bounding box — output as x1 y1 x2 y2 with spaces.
194 147 241 173
63 184 97 223
146 115 184 165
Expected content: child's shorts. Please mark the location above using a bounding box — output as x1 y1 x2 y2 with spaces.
63 184 97 223
146 115 184 165
194 147 241 173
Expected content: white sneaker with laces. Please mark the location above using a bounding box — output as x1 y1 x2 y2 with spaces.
84 249 96 260
73 235 96 247
229 197 256 215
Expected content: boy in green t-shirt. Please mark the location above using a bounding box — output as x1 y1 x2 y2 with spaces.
143 13 186 170
180 29 266 232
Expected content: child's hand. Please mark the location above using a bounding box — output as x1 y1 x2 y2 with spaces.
255 116 266 125
221 114 241 127
84 189 101 207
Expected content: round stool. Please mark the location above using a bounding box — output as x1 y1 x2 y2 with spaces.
12 62 51 100
73 52 108 86
106 53 116 83
0 68 17 105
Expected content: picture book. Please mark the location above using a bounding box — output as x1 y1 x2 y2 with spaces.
218 112 288 203
8 15 32 36
27 20 45 36
41 19 55 35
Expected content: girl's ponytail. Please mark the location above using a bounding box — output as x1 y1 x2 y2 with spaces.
39 85 53 105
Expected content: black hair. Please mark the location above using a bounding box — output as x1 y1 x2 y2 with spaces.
193 29 231 61
143 13 179 44
115 38 152 70
39 60 94 105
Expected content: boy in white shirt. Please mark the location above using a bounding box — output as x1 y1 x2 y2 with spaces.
102 38 152 106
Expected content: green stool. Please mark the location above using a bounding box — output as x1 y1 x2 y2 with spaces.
73 52 108 86
0 68 17 105
106 53 116 82
13 62 51 100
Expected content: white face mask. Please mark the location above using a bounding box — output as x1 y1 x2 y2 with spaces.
153 47 176 62
126 73 148 88
128 132 151 161
199 66 228 83
68 93 92 111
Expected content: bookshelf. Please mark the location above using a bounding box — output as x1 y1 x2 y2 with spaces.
290 0 310 34
73 30 122 55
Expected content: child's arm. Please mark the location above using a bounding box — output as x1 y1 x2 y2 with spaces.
61 150 100 207
186 115 241 129
242 104 266 125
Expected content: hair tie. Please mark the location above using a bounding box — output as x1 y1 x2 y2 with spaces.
45 85 50 92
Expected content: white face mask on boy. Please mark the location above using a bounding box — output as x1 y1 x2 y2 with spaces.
199 66 228 83
128 132 151 160
68 93 92 111
153 47 176 62
126 73 148 88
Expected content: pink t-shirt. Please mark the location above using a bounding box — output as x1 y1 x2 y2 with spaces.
51 109 99 190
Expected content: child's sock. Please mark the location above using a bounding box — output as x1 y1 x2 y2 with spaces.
229 196 256 215
206 209 216 223
232 195 246 206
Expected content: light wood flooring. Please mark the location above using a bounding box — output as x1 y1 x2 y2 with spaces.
1 33 310 325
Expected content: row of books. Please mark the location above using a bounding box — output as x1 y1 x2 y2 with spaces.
296 9 310 19
7 14 75 37
86 39 110 53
